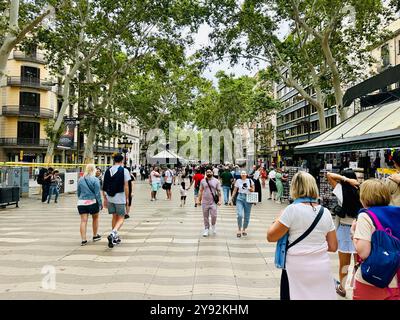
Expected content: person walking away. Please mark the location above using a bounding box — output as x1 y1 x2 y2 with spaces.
231 171 255 237
267 171 338 300
327 169 362 298
188 168 204 207
149 166 161 201
47 170 62 203
351 179 400 300
34 167 39 181
102 153 131 248
164 165 173 200
180 181 188 207
77 164 103 246
275 168 287 204
124 165 134 219
197 168 222 237
213 166 219 179
42 168 53 203
386 150 400 206
268 167 277 200
261 167 268 189
252 165 262 203
188 166 194 185
220 166 233 205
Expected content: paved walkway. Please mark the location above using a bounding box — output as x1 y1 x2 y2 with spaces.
0 182 342 300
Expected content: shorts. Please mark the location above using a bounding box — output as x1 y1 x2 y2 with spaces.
107 203 126 217
194 187 200 196
151 182 161 192
77 203 99 215
337 223 356 253
181 196 187 201
164 182 172 190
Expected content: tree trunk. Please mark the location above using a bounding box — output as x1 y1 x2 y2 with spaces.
83 121 96 164
45 74 71 162
0 0 19 83
44 141 55 164
321 34 346 122
316 89 327 133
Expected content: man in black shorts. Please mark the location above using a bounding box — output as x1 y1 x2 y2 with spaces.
164 165 173 200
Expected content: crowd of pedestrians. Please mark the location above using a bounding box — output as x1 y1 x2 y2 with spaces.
34 150 400 300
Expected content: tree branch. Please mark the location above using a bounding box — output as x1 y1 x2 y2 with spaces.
290 0 323 39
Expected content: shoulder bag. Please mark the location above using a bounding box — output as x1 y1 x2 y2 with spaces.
206 179 219 204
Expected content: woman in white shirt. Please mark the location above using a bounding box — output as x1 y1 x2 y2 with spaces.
231 171 255 238
267 171 338 300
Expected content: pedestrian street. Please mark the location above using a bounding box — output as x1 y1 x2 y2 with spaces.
0 182 344 300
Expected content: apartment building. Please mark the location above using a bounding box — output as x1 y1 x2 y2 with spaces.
0 45 58 162
274 79 337 165
0 46 141 165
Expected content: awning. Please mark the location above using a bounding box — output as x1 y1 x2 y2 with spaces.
149 150 185 164
343 64 400 107
294 100 400 154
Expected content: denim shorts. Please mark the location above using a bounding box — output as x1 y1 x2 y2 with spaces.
337 223 356 253
107 203 126 217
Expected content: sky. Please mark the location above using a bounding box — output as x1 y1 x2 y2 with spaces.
191 22 290 86
189 24 266 85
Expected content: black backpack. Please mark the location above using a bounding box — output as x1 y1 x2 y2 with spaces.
37 168 46 185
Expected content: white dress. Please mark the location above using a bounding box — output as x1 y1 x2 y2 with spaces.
279 203 337 300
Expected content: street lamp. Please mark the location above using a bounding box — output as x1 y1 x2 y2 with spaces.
118 136 133 166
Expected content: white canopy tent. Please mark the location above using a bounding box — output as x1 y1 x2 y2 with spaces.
149 150 186 165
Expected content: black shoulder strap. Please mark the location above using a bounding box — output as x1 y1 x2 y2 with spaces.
288 205 325 249
206 178 217 198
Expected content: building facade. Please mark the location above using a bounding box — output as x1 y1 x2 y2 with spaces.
274 79 337 166
0 47 141 165
0 46 58 162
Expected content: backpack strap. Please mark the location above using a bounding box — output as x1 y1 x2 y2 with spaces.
365 209 385 231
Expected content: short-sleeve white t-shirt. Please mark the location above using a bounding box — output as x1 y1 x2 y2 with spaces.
279 203 335 251
165 169 173 183
235 178 254 194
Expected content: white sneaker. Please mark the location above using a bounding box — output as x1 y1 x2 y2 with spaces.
211 225 216 235
202 229 209 237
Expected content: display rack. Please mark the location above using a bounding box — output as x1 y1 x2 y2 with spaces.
282 167 309 203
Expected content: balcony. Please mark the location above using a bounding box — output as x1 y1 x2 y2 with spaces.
2 105 54 119
12 51 47 64
7 77 54 91
0 138 49 147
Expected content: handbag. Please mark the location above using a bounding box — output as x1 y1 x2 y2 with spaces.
246 192 259 203
83 177 100 211
206 178 219 204
275 205 325 269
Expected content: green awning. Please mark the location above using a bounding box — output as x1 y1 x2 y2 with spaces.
295 100 400 154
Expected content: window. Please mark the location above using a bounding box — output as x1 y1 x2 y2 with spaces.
17 121 40 145
21 66 40 80
381 44 390 67
19 92 40 115
325 116 337 129
311 121 319 132
20 92 40 108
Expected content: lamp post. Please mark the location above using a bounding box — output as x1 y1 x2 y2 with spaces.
118 136 133 166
